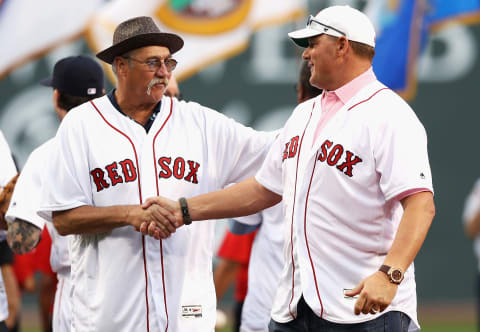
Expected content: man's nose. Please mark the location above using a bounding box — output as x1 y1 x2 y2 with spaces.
302 48 309 60
155 60 168 75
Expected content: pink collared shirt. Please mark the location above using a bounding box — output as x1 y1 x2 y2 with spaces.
313 67 377 144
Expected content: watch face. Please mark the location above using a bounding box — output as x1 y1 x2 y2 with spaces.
391 269 403 282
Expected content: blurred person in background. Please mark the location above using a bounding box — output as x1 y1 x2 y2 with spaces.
463 179 480 331
214 229 257 332
0 131 20 332
35 227 58 332
6 55 105 332
165 74 180 99
295 60 323 104
12 228 59 332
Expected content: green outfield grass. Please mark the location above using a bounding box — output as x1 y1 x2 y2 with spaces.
421 323 475 332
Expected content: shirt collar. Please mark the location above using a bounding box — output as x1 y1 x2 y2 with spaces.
328 67 377 105
107 89 161 133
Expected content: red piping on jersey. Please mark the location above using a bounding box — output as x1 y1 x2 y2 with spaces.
347 88 389 111
152 97 173 332
304 151 324 317
287 101 315 319
141 236 150 331
90 101 144 201
90 100 150 332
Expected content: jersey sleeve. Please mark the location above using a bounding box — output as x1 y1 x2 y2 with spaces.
201 106 277 188
0 131 17 188
372 95 433 201
38 112 94 221
5 142 50 229
255 130 285 195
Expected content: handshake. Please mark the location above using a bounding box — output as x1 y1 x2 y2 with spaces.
133 196 185 239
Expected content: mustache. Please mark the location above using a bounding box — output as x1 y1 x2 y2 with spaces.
147 77 169 96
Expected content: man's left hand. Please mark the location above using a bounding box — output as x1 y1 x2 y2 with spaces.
344 271 398 315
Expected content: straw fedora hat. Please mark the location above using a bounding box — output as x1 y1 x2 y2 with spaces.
96 16 184 64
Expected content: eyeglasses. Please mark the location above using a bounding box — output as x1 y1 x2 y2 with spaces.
307 15 346 38
123 56 178 72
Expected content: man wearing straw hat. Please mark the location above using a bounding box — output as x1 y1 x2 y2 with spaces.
38 16 274 332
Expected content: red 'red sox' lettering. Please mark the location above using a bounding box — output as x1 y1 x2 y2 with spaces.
158 156 200 184
119 159 137 182
90 168 110 192
158 157 173 178
90 156 201 192
318 139 362 177
90 158 138 192
282 136 300 161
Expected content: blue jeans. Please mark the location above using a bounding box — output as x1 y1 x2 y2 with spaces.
268 296 411 332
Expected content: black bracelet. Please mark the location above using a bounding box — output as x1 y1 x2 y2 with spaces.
178 197 192 225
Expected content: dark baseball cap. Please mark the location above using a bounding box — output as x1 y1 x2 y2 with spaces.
40 55 104 97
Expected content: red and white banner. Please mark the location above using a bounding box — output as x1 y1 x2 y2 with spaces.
86 0 306 82
0 0 104 78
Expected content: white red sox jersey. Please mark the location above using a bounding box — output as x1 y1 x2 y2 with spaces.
38 94 275 332
0 130 16 323
5 138 71 332
463 179 480 272
232 205 285 332
0 131 17 188
256 80 433 330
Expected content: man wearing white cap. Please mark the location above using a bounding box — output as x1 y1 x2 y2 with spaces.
141 5 436 332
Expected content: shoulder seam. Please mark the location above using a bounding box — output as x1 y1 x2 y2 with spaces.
348 87 390 111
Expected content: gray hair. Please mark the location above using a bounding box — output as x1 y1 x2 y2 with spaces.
111 50 137 76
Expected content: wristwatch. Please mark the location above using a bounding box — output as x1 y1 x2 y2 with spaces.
379 265 404 284
178 197 192 225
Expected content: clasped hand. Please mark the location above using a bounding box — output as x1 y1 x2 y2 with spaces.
133 196 182 239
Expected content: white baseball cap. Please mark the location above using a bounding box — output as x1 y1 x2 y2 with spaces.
288 5 376 48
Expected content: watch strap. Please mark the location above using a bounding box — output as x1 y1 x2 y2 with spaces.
379 264 390 275
179 197 192 225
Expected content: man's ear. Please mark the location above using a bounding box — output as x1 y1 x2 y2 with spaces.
52 89 67 120
52 89 60 109
114 57 128 77
337 36 349 56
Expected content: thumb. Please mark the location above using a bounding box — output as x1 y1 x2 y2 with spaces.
345 281 364 297
142 197 159 209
